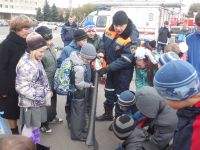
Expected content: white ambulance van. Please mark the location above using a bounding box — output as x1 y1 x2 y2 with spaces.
80 3 182 40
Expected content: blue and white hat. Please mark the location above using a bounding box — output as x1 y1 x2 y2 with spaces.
154 60 200 101
158 51 180 66
118 90 136 106
84 21 96 32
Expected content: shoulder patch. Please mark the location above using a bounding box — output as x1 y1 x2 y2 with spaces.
130 45 137 54
115 45 121 51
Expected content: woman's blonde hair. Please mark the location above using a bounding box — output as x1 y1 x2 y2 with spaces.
10 15 33 32
164 43 180 54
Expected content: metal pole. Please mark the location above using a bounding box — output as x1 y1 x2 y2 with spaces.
86 70 99 150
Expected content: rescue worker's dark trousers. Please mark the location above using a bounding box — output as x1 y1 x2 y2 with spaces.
104 71 133 117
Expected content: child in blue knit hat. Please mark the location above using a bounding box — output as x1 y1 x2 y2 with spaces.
111 90 146 127
154 60 200 150
158 51 180 67
116 90 147 126
84 21 101 51
114 90 146 150
118 90 137 114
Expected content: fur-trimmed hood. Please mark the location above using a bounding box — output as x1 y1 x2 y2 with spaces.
109 19 137 40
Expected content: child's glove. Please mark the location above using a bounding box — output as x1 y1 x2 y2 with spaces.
133 111 145 122
89 83 95 88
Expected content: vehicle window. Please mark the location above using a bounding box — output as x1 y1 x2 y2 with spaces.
80 15 94 27
96 16 107 28
87 15 94 21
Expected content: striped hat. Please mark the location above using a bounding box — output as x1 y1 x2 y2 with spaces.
118 90 135 106
154 60 200 101
113 114 135 140
158 51 180 66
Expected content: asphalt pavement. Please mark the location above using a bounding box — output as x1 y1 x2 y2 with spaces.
40 84 117 150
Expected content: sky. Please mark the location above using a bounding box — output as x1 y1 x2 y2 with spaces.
48 0 199 13
48 0 91 8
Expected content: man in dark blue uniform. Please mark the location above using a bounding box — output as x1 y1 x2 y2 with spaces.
96 11 139 121
61 15 78 46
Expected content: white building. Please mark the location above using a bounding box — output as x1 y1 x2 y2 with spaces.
0 0 44 19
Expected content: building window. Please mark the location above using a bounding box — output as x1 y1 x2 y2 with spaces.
0 4 2 8
5 5 8 8
10 0 13 2
149 13 153 21
10 5 13 8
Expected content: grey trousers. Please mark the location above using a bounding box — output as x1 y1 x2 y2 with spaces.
70 89 86 140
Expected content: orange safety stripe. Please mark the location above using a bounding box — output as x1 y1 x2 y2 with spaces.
105 28 131 46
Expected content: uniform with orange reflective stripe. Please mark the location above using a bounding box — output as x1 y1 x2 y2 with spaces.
102 28 134 71
99 20 139 116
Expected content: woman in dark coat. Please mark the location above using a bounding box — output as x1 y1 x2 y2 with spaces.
0 15 32 134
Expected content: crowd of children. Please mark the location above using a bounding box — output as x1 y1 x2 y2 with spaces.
0 11 200 150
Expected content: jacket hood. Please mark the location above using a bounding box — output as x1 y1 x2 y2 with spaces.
135 86 166 118
68 40 80 50
126 127 147 142
109 18 135 39
69 51 86 65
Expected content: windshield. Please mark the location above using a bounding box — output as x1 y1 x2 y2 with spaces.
96 16 107 28
80 15 94 27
